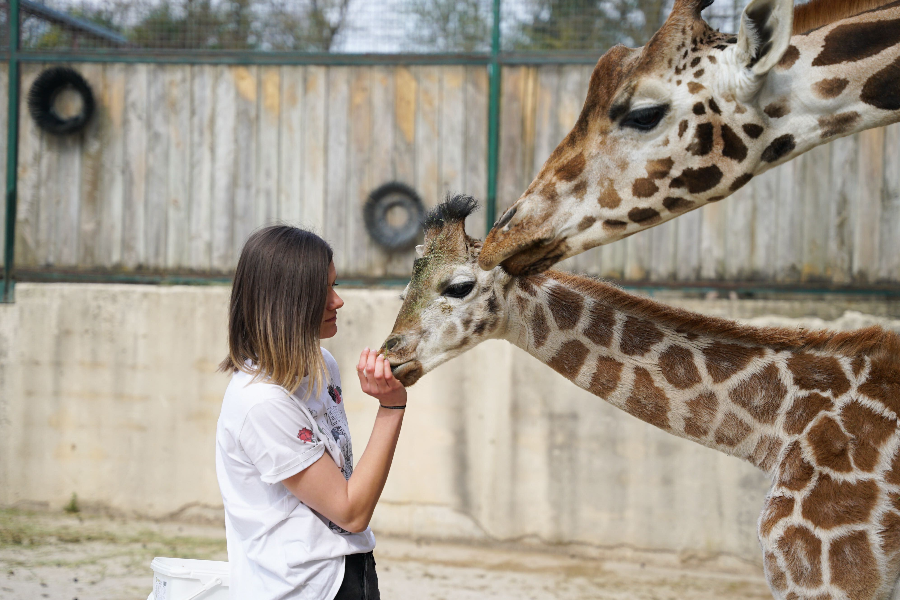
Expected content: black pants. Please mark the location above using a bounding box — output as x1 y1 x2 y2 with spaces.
333 551 379 600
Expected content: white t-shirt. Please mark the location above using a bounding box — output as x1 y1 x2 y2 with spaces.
215 349 376 600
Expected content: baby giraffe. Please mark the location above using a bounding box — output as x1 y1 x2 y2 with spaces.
383 195 900 600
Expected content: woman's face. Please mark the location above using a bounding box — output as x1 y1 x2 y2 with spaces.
319 261 343 339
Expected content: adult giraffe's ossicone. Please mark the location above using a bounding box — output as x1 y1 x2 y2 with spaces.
478 0 900 275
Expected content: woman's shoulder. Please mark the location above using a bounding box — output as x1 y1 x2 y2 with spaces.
320 347 339 372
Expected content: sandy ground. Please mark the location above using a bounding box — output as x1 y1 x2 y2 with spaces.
0 509 772 600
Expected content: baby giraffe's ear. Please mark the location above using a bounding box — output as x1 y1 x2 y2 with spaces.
415 245 424 258
736 0 793 77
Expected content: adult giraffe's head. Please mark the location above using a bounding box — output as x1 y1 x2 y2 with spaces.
479 0 803 274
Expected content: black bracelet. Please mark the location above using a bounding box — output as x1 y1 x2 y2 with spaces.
380 404 406 410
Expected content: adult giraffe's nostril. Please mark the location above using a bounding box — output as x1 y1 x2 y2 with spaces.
383 335 402 352
493 206 517 230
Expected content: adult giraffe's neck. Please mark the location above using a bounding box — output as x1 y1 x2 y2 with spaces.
751 1 900 172
502 270 796 474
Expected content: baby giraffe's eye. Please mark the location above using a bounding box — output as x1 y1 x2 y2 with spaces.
442 281 476 299
620 105 669 131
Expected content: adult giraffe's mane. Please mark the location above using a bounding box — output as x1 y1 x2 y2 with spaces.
792 0 897 34
535 270 900 365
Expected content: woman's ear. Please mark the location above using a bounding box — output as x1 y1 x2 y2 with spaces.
736 0 793 76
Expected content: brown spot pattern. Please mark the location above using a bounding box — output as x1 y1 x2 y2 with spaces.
779 442 815 491
670 165 724 194
765 552 788 591
888 449 900 486
751 435 783 472
720 124 748 162
687 122 714 156
583 302 615 347
603 220 627 232
764 101 789 119
692 102 706 115
687 82 705 94
742 123 764 139
590 356 624 398
784 392 833 435
659 345 701 389
861 55 900 111
708 98 721 115
683 391 718 438
628 207 660 224
703 342 764 383
807 416 853 472
729 364 786 424
714 412 752 447
812 18 900 67
777 45 800 69
572 179 588 200
556 152 586 182
730 173 753 192
813 77 850 99
547 285 584 330
802 475 879 529
632 178 659 198
859 359 900 416
788 353 851 396
880 511 900 557
625 367 670 430
819 111 861 138
547 340 590 380
678 120 689 137
646 158 674 179
531 304 550 349
619 316 664 356
779 525 823 587
663 196 693 212
577 216 596 232
829 530 879 600
761 134 796 163
760 495 794 538
841 400 898 471
598 181 622 209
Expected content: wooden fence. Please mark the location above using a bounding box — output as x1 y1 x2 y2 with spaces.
4 61 900 285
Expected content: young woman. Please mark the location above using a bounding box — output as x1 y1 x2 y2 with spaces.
215 225 406 600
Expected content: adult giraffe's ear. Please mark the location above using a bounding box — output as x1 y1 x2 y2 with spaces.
736 0 793 76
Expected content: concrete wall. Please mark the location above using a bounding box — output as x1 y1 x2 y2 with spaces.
2 284 899 564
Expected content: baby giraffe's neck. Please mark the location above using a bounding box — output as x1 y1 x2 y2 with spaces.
501 270 863 474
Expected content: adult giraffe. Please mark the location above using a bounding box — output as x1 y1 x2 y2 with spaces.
478 0 900 275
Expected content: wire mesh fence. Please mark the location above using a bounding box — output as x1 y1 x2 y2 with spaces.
9 0 750 55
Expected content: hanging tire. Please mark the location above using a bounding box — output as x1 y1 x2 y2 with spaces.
27 66 96 135
363 182 425 251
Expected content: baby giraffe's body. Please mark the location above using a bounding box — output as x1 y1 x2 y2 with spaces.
384 196 900 600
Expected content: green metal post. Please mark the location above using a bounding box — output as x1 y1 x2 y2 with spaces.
485 0 501 233
3 0 20 303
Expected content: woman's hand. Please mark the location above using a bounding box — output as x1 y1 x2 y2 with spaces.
357 348 407 408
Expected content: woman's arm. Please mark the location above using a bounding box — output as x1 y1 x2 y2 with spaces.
282 349 406 533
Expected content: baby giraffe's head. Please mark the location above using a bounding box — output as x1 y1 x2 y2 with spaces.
382 195 510 386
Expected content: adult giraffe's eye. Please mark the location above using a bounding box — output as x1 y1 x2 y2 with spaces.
442 281 475 299
621 105 669 131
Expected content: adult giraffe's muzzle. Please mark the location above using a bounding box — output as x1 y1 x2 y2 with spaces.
478 203 566 275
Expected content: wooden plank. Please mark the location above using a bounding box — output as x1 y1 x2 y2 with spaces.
367 65 395 278
347 66 372 278
54 122 82 266
325 67 350 272
853 128 884 283
825 134 857 284
37 84 61 267
301 66 327 232
96 62 126 268
76 63 104 266
122 63 148 269
674 209 702 281
145 64 169 268
14 64 42 267
648 219 678 281
751 168 778 280
440 66 466 201
879 123 900 282
189 64 215 271
0 63 7 266
773 159 800 282
211 65 236 272
723 174 753 280
698 200 725 281
257 65 280 227
797 144 831 281
463 65 488 240
388 66 416 278
166 65 191 270
496 66 525 217
415 66 441 210
232 65 259 261
278 66 304 225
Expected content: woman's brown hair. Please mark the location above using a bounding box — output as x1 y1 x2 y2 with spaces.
219 225 333 398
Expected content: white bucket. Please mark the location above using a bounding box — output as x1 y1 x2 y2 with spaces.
147 557 230 600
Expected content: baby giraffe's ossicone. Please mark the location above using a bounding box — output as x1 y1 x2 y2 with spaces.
384 195 900 600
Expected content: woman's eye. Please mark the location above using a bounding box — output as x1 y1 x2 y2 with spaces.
621 105 669 131
442 281 475 299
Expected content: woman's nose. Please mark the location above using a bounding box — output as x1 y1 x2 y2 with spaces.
331 291 344 310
